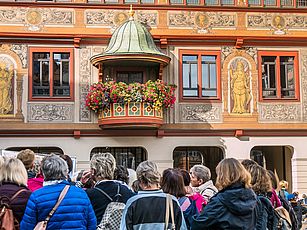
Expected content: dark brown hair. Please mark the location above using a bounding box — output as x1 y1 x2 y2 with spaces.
180 169 190 186
161 168 186 198
60 154 73 173
267 170 278 190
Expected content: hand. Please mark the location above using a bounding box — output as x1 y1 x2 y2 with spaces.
80 171 92 184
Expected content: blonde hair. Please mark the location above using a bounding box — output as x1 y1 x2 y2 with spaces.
248 164 272 194
215 158 251 190
136 161 161 186
17 149 35 170
280 180 288 190
0 158 28 186
91 153 116 180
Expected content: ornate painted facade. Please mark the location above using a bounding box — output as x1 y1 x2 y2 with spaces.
0 1 307 193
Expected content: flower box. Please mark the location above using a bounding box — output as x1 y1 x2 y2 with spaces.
98 102 163 128
86 80 176 129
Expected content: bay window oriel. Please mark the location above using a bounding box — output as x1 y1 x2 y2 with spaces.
259 51 299 100
29 48 74 100
180 50 221 101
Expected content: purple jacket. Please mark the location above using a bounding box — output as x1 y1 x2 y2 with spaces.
0 182 32 222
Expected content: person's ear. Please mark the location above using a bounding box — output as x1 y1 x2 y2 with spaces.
198 179 204 185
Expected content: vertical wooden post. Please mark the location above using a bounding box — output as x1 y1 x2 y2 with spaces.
98 63 103 82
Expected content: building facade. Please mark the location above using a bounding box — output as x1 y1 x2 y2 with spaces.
0 0 307 193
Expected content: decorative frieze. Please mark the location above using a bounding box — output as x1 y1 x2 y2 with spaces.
247 13 307 35
0 7 73 31
258 104 301 122
10 44 28 69
27 103 74 122
79 47 92 122
301 53 307 122
179 104 222 123
222 47 257 64
168 11 236 33
85 10 157 27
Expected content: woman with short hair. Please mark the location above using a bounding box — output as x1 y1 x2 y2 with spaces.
85 153 134 224
20 154 96 230
192 158 259 230
0 158 32 223
120 161 187 230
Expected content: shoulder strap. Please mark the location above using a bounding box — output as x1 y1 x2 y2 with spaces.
165 194 170 230
169 195 175 230
94 187 113 202
10 189 27 202
45 185 70 223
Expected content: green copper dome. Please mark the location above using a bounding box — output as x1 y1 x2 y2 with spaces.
91 16 170 66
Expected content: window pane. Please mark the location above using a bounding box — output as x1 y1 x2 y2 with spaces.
249 0 261 5
187 0 199 4
53 53 70 97
183 55 198 97
32 52 50 97
170 0 183 3
280 56 295 98
281 0 293 6
141 0 154 3
221 0 234 5
205 0 218 4
201 55 217 97
264 0 276 5
90 147 147 170
262 56 277 98
297 0 307 6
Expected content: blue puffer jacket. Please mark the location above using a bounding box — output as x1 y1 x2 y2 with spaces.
20 181 97 230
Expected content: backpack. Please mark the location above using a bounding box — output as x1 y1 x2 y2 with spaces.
95 184 125 230
0 189 27 230
279 191 299 230
274 206 292 230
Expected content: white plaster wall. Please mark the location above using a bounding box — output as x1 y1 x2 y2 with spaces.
1 135 306 193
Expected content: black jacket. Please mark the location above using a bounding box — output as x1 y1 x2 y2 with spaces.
192 183 259 230
256 195 275 230
86 180 134 224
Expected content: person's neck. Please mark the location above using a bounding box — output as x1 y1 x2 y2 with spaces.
142 184 159 191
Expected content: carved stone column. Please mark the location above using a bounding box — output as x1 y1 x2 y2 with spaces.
15 73 24 120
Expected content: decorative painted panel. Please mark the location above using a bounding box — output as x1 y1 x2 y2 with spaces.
179 104 222 123
85 10 157 27
228 58 252 114
27 103 74 122
0 8 74 31
301 52 307 122
258 104 301 122
10 44 28 69
168 11 236 33
79 47 92 122
0 59 15 116
247 13 307 35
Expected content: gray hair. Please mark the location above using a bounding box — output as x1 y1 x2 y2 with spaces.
0 158 28 186
136 161 160 186
41 154 68 181
90 153 116 180
191 165 211 183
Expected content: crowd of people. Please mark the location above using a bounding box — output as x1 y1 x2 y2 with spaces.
0 149 306 230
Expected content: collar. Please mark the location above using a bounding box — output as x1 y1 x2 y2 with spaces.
43 180 64 187
138 189 163 195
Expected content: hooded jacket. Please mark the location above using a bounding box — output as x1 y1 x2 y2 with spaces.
192 183 259 230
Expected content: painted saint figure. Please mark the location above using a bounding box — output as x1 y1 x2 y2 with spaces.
0 62 14 114
230 61 251 114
